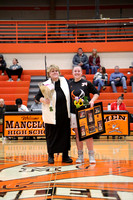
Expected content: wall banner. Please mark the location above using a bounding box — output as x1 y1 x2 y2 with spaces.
3 110 130 138
102 110 130 136
3 112 45 137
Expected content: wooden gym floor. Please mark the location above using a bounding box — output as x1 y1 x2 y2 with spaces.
0 138 133 200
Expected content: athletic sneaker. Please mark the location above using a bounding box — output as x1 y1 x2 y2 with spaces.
7 78 13 82
102 85 106 90
89 150 96 164
76 150 84 163
2 136 8 140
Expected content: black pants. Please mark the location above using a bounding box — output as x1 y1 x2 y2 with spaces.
49 151 68 159
130 76 133 85
6 68 23 79
0 66 6 73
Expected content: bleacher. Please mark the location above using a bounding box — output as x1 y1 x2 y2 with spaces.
1 68 132 112
0 18 133 133
0 75 30 106
0 67 132 133
60 68 133 113
61 68 133 133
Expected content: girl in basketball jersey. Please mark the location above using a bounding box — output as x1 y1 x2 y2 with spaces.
69 65 99 164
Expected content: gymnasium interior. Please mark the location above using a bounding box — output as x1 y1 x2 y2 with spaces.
0 1 133 199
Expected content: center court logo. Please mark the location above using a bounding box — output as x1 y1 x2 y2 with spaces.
0 158 133 200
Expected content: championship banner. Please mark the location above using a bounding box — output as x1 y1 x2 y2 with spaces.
3 112 45 137
102 110 130 136
76 102 105 141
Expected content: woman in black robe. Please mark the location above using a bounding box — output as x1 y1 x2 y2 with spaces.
35 65 72 164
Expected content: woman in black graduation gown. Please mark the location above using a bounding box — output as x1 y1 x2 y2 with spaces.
35 65 72 164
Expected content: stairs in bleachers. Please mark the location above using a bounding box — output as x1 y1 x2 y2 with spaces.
27 76 46 109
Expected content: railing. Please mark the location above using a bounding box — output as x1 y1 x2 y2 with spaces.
0 19 133 44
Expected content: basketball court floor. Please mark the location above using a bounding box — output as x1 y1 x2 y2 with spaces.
0 138 133 200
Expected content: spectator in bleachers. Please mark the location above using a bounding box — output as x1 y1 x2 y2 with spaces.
30 98 42 111
16 98 29 140
6 58 23 82
130 76 133 92
89 49 101 74
30 98 41 140
93 66 108 92
0 99 9 140
16 98 29 112
0 54 6 76
81 75 87 80
110 66 127 93
72 48 90 74
111 94 126 140
0 99 6 125
111 94 126 110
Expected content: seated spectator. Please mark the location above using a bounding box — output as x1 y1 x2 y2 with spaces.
93 66 108 92
110 66 127 93
111 94 126 110
0 99 6 125
16 98 29 112
0 99 11 140
81 75 87 80
6 58 23 82
130 76 133 92
89 49 101 74
0 54 6 76
30 99 42 111
72 48 90 74
111 94 126 140
30 98 42 140
16 98 29 140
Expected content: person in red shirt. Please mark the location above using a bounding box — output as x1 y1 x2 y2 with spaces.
111 94 126 110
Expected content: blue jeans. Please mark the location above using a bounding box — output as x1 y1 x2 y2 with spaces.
90 65 99 74
111 77 127 93
94 79 105 92
81 64 90 74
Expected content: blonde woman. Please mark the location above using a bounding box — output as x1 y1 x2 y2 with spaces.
69 65 99 164
89 49 101 74
35 65 72 164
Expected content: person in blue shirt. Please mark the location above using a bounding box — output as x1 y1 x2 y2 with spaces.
110 66 127 93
